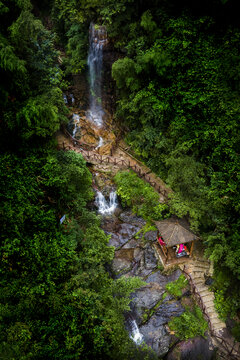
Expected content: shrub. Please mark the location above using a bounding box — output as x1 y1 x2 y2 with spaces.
168 306 208 340
214 290 236 321
165 274 188 298
114 170 169 221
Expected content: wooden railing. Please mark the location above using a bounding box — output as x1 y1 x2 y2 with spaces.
59 136 169 199
183 267 240 360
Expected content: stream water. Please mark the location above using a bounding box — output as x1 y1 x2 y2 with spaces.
72 113 80 138
96 136 103 149
87 23 107 127
126 316 144 345
95 191 118 215
62 22 214 360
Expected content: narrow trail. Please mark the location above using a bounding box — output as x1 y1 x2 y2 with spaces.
56 129 172 202
181 259 240 359
56 129 240 360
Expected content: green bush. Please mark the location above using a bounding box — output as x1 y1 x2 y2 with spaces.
168 306 208 340
165 274 188 298
231 324 240 342
114 170 169 221
214 290 236 321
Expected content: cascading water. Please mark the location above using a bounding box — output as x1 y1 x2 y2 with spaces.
126 317 144 345
87 23 107 127
63 94 68 104
72 113 80 137
70 94 75 104
95 191 117 215
96 136 103 149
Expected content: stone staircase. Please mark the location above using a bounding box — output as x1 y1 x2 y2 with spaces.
181 259 240 359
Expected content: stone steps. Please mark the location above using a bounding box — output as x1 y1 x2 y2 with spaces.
192 277 205 285
189 260 210 267
183 260 240 359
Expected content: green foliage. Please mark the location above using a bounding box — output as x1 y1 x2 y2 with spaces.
214 290 235 321
210 268 240 322
165 274 188 298
231 324 240 342
108 0 240 318
114 170 169 221
135 223 157 241
65 23 88 74
168 305 208 340
0 149 146 359
0 0 67 143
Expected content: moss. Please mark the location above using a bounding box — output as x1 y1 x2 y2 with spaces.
168 305 208 340
165 274 188 298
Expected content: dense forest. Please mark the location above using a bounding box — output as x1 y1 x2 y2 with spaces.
1 0 240 358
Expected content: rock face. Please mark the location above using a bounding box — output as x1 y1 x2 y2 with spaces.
95 204 194 358
140 322 172 358
166 336 215 360
144 230 158 242
91 176 208 359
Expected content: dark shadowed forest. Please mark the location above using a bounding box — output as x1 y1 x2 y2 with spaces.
1 0 240 358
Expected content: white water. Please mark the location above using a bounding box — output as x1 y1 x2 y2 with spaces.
70 94 75 104
87 23 107 127
96 136 103 149
63 94 68 104
129 320 144 345
72 113 80 138
95 191 117 215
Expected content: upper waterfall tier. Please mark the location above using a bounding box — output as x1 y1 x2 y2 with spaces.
87 24 108 127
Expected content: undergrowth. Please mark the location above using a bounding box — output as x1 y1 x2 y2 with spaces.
168 305 208 340
165 274 188 298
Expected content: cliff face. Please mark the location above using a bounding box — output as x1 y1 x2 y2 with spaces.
101 42 121 116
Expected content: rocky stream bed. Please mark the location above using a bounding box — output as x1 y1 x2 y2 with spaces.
92 172 215 360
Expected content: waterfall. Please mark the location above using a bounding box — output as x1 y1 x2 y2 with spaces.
72 113 80 137
129 319 144 345
87 23 107 127
95 191 117 215
96 136 103 149
63 94 68 104
70 94 75 104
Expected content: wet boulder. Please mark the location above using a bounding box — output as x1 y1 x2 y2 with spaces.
152 300 185 327
140 322 172 358
144 230 158 242
131 283 166 320
144 245 158 270
145 270 169 285
112 248 135 274
119 210 146 226
166 336 215 360
122 238 140 249
107 222 141 248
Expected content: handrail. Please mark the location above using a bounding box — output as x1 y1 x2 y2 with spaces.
60 132 169 201
183 267 240 360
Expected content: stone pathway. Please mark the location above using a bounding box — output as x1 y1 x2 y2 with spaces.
181 259 240 359
56 129 240 359
56 130 172 201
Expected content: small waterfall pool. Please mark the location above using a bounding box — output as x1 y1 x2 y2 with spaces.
95 191 118 215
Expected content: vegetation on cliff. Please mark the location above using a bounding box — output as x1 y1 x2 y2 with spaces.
1 0 240 356
55 0 240 327
0 1 145 358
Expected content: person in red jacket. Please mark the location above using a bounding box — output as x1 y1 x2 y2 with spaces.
157 233 166 246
